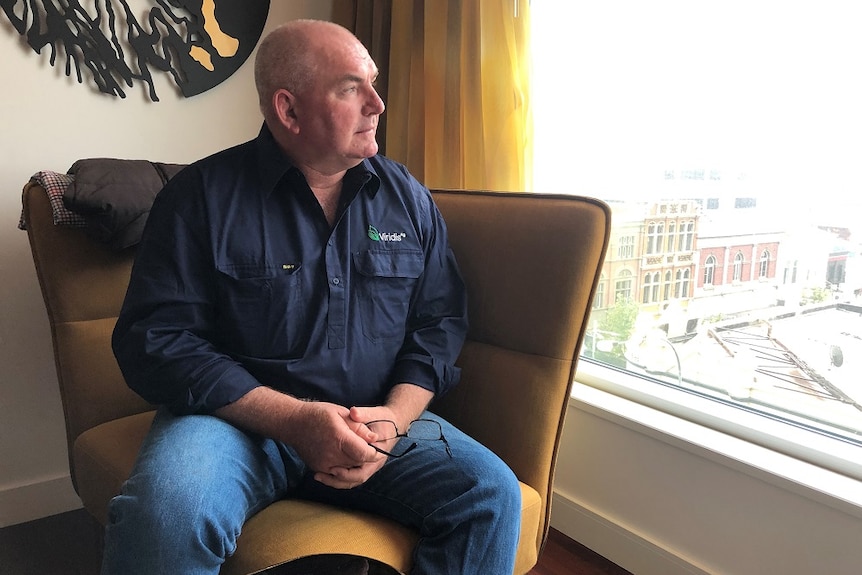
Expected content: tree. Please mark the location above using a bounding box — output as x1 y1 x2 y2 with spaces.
595 298 640 364
599 297 639 341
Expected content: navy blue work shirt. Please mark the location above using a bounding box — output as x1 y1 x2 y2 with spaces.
112 125 467 414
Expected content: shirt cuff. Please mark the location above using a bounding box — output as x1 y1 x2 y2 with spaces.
391 355 461 398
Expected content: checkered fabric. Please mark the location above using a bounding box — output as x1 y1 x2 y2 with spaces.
18 171 87 230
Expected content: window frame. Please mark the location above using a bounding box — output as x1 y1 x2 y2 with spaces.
576 358 862 483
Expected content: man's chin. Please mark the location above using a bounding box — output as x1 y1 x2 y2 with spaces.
355 143 379 159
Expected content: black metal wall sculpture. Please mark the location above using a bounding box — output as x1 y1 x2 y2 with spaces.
1 0 270 101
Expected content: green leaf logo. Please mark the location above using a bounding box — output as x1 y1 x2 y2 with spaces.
367 225 380 241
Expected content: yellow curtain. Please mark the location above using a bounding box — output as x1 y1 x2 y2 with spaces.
384 0 532 192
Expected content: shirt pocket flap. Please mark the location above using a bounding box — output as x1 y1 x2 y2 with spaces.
216 262 301 280
353 250 424 279
217 263 277 280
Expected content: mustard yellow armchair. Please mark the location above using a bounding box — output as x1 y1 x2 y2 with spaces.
23 179 610 574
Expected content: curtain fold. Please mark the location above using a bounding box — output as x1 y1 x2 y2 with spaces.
336 0 532 192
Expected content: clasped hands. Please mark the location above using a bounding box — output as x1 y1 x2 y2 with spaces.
292 401 402 490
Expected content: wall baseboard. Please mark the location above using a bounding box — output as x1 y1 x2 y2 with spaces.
550 491 711 575
0 474 82 528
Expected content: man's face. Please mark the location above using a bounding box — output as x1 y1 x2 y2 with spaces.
292 36 385 174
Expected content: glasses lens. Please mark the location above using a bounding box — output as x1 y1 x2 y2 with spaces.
367 420 398 441
406 420 442 441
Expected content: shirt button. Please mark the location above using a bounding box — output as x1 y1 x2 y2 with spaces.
332 277 340 286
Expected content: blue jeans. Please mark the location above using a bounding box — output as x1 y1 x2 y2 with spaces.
101 407 521 575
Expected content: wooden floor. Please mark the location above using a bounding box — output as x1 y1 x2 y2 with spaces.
0 509 103 575
528 528 632 575
0 508 632 574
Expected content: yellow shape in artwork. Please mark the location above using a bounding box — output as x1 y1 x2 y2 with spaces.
188 0 239 71
190 45 215 71
203 0 239 57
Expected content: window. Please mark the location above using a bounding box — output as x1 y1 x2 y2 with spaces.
759 250 770 279
656 222 665 254
682 221 694 251
614 269 633 303
617 235 635 259
643 271 660 304
784 260 799 285
532 1 862 472
666 222 676 253
732 252 744 282
672 268 690 298
704 255 716 286
642 274 652 304
646 223 658 254
593 275 605 309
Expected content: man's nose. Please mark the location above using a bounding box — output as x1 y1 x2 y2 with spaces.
366 86 385 115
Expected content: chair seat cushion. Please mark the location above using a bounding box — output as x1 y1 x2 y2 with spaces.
73 410 156 525
73 412 541 574
224 481 542 575
223 500 418 574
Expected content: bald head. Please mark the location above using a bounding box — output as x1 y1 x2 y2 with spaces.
254 20 362 118
253 19 384 174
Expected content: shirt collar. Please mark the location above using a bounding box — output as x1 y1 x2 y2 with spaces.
255 123 381 199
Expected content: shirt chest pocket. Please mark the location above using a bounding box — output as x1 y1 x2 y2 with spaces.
215 263 306 358
353 250 424 342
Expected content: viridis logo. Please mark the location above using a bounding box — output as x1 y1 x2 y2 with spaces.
367 225 406 242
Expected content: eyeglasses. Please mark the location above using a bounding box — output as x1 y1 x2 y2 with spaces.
366 418 452 458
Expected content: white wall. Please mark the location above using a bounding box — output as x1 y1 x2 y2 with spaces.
0 1 333 527
553 384 862 575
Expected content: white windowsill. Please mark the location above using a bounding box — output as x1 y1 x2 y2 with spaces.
572 360 862 519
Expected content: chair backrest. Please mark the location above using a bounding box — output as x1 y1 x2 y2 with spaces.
22 181 154 487
430 190 611 556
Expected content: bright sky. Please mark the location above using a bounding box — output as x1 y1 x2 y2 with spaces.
531 1 862 217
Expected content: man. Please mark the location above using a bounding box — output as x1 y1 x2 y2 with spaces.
103 19 521 575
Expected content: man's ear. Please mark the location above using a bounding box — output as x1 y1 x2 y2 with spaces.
273 88 300 133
